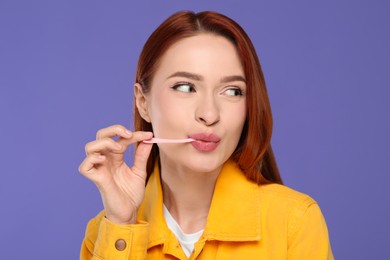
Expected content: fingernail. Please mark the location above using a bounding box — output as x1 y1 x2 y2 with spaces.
125 130 132 136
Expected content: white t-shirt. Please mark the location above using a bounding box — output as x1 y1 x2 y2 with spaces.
163 205 204 258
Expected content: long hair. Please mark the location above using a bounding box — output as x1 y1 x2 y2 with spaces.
134 11 282 185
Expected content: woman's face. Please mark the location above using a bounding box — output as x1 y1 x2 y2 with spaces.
141 33 247 173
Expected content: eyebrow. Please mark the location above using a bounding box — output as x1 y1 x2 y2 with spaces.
167 71 246 83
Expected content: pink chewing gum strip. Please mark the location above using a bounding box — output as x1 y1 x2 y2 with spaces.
143 138 195 144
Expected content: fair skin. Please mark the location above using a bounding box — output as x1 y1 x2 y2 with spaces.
79 33 247 233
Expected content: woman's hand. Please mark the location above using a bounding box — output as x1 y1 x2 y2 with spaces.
79 125 153 225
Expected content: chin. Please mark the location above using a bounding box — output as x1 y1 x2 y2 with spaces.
184 156 226 174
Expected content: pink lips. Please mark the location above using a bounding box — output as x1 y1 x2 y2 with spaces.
189 133 221 152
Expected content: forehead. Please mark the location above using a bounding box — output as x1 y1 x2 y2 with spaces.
152 33 245 81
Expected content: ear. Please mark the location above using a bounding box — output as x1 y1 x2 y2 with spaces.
134 83 151 123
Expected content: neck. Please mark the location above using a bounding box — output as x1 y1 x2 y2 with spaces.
160 158 221 233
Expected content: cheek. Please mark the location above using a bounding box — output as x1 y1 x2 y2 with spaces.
149 94 191 136
230 105 247 149
226 103 247 131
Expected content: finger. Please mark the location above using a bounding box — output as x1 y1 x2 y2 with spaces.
78 154 106 176
85 138 123 155
96 125 133 140
116 131 154 148
93 132 153 155
131 142 154 178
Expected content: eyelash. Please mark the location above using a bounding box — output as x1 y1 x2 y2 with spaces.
171 82 245 97
171 82 196 93
225 88 244 97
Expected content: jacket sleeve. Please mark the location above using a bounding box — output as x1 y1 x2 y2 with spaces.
80 211 149 260
287 202 334 260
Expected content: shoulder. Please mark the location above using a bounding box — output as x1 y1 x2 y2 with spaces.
258 183 317 209
257 184 320 229
257 184 327 241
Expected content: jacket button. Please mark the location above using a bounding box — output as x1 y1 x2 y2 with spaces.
115 239 127 251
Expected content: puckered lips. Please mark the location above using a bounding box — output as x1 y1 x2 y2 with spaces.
188 133 221 152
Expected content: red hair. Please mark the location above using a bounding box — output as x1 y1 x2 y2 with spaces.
134 11 282 185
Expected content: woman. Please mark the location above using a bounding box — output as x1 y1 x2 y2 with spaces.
79 11 333 259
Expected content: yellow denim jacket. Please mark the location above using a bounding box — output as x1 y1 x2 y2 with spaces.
81 161 334 259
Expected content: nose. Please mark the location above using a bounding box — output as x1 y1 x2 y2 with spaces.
195 95 220 126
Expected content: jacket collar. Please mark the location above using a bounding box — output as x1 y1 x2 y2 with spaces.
137 160 262 249
204 161 262 241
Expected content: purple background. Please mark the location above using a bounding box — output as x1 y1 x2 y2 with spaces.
1 0 389 259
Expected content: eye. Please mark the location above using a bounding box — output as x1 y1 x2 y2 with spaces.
172 82 196 93
224 87 244 97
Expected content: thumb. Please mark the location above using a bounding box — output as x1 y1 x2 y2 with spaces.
131 142 153 178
